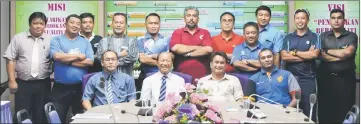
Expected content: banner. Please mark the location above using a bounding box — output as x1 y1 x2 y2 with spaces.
15 1 99 36
295 1 360 75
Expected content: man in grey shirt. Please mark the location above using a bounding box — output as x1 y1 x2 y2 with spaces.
3 12 52 123
96 13 138 76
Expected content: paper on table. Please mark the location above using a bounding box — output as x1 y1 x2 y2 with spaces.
71 113 112 119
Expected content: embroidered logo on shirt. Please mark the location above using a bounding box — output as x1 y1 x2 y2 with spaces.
241 51 245 55
200 35 204 40
68 48 81 54
306 41 310 44
277 76 283 83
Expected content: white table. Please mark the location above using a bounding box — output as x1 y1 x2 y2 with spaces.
71 101 314 123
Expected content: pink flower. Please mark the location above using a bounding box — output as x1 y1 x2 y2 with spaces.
208 104 220 112
164 115 177 123
166 92 176 100
205 110 222 123
185 83 196 93
198 93 208 101
154 106 167 121
167 92 182 105
191 104 200 116
190 93 201 104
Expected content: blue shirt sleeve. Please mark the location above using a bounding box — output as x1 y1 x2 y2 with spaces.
274 31 285 53
50 37 62 59
315 33 321 49
85 40 94 61
137 38 145 53
166 37 170 52
126 75 136 101
231 45 242 64
82 74 97 101
281 35 289 51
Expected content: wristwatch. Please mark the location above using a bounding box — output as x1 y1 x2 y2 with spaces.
293 49 298 56
186 53 191 57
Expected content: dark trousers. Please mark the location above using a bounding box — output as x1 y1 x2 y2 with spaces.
49 83 82 124
318 71 356 123
13 78 51 123
296 76 317 122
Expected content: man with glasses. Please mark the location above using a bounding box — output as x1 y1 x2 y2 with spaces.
280 8 320 121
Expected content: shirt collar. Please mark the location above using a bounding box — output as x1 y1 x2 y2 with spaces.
27 30 44 39
328 29 349 36
112 33 126 38
219 31 236 41
261 66 278 74
156 71 173 79
260 24 271 32
183 26 200 33
144 32 164 40
79 32 95 41
292 28 312 37
207 73 230 81
242 41 261 50
103 71 117 80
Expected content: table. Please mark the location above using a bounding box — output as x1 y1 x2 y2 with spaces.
1 101 12 123
71 101 314 123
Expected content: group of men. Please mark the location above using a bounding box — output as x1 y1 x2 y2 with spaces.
3 5 357 124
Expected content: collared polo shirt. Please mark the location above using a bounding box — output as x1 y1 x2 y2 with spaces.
282 29 320 77
212 32 245 72
169 27 213 83
319 30 358 73
137 33 170 73
258 24 284 53
232 42 263 76
249 67 301 105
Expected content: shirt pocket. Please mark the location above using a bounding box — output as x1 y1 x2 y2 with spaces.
113 82 127 99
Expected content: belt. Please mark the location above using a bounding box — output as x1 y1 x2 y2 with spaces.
16 77 50 83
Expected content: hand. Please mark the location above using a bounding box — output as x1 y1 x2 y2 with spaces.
8 80 18 94
150 54 158 59
120 50 128 57
290 51 295 56
77 54 86 61
309 45 315 51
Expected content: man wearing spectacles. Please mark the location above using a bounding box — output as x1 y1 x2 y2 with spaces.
280 8 320 122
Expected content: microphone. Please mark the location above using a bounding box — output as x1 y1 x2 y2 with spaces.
295 90 301 113
137 90 154 116
305 94 317 122
121 109 140 123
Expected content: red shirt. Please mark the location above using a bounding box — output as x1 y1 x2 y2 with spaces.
212 32 245 73
170 27 212 84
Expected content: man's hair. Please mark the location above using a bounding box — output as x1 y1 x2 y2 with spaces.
243 21 259 33
210 51 229 63
101 50 119 61
294 8 310 19
65 14 81 23
258 48 274 57
330 9 345 19
28 12 47 25
79 13 95 22
255 5 272 16
220 12 235 23
112 12 127 22
184 6 199 17
156 52 175 62
145 13 161 21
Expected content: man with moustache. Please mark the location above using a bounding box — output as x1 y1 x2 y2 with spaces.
49 14 94 123
96 13 138 76
318 9 358 123
170 6 213 84
3 12 52 123
255 5 284 68
79 13 103 72
212 12 245 73
280 9 320 121
232 22 263 78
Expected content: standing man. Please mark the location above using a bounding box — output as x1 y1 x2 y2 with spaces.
79 13 103 73
82 50 136 110
96 13 138 76
212 12 245 73
3 12 52 123
255 5 284 68
232 22 263 77
50 14 94 123
170 6 213 84
280 9 320 121
318 9 358 123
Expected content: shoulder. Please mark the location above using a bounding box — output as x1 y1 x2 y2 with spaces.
277 69 292 76
212 34 221 40
225 74 239 81
94 35 103 39
172 28 184 34
249 72 262 81
88 72 102 82
346 31 358 38
137 36 146 41
198 75 211 82
170 72 185 81
199 28 211 34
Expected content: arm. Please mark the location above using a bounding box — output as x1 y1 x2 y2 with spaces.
274 31 284 68
326 46 356 60
118 38 139 66
127 77 137 101
171 44 200 54
82 100 92 111
3 36 18 94
280 50 304 62
288 92 297 107
96 38 107 61
295 45 320 60
233 60 258 71
321 51 342 62
71 58 94 68
233 78 244 102
287 74 301 107
50 37 85 63
274 53 280 68
139 53 158 66
188 46 213 57
82 77 97 111
245 59 261 68
140 78 152 101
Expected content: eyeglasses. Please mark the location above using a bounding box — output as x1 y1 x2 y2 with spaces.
295 8 310 17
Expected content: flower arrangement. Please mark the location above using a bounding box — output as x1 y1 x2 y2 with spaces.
153 83 223 124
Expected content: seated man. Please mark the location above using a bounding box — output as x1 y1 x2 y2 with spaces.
140 52 185 104
197 52 244 102
82 50 136 110
246 48 301 107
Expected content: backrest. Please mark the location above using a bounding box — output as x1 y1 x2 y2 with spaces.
16 109 31 124
228 73 249 94
344 111 357 124
82 72 97 92
44 102 61 124
22 119 32 123
145 72 192 83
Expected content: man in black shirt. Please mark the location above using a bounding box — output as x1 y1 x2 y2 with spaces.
80 13 103 73
318 9 358 123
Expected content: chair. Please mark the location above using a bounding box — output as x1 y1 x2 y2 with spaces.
145 71 193 83
82 72 96 92
44 102 61 124
16 109 32 124
351 105 359 123
228 73 250 95
343 111 357 124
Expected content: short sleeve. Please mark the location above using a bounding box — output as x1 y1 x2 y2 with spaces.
3 35 19 60
281 35 289 51
169 29 182 49
137 38 145 53
273 31 285 53
82 75 97 101
312 33 321 49
50 37 63 59
287 73 301 92
349 34 358 48
231 45 242 64
85 40 94 61
201 30 213 47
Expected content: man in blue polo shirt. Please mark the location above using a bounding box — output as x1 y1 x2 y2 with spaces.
255 5 284 68
247 48 301 107
49 14 94 123
232 22 263 77
280 9 320 121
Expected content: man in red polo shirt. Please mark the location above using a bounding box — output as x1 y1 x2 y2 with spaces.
212 12 245 73
170 6 213 85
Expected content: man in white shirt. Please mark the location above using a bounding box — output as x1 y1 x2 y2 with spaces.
140 52 185 104
197 51 244 102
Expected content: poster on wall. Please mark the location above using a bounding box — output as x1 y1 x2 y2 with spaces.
295 1 360 75
105 1 288 38
15 1 99 36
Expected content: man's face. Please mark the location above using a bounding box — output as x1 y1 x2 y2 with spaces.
210 55 226 75
184 9 199 29
101 51 118 72
244 26 259 45
29 18 46 37
112 15 126 34
221 14 234 32
81 17 94 34
330 12 345 29
294 12 309 30
259 50 274 68
256 10 271 27
157 53 173 74
65 17 81 35
146 16 160 35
